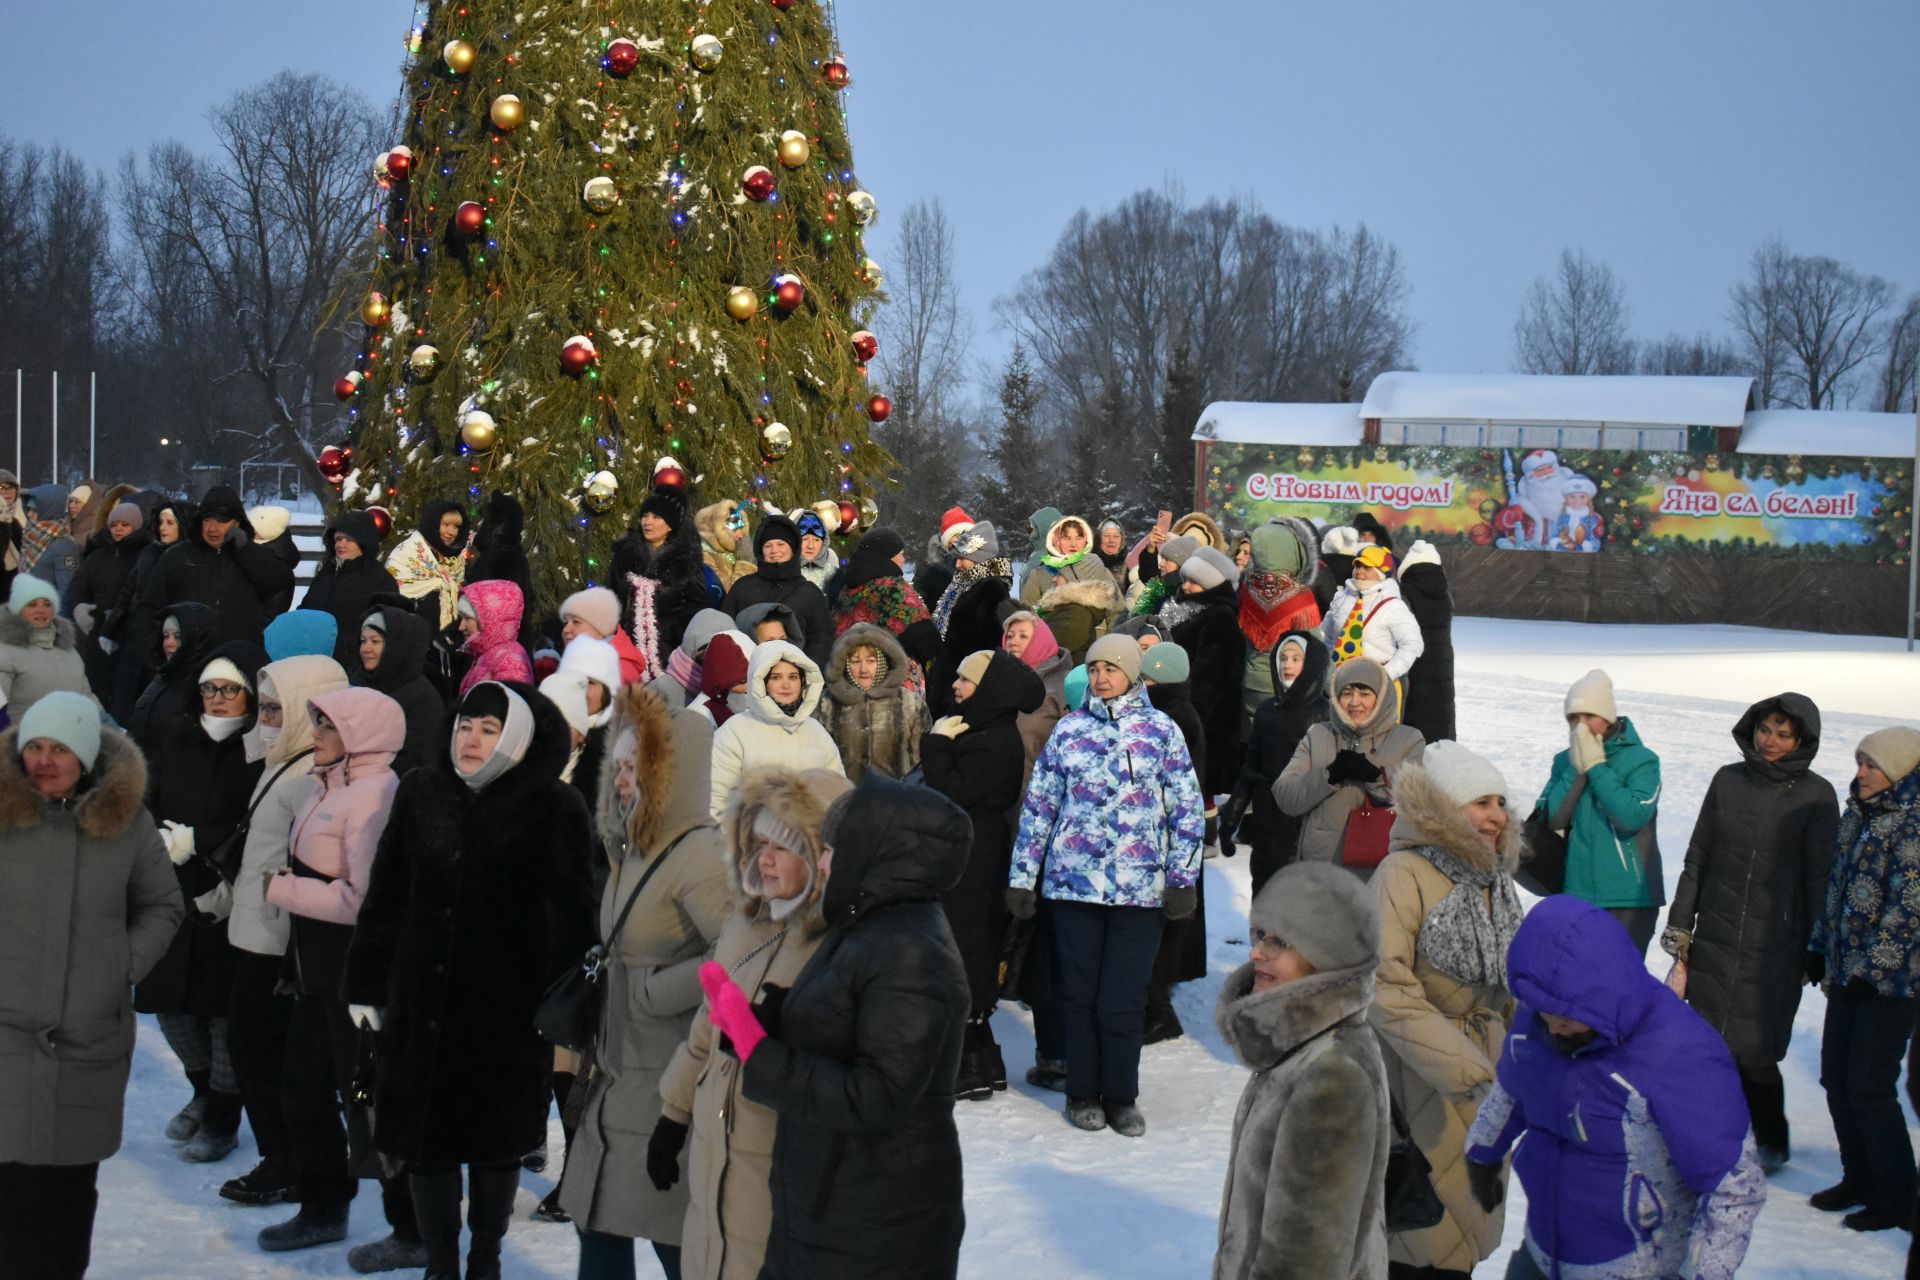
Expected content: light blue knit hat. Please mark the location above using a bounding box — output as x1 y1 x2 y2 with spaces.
8 574 57 614
18 691 102 771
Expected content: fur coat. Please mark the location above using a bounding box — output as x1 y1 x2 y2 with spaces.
817 624 928 783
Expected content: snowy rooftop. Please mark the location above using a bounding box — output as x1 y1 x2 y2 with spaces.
1738 409 1918 459
1190 400 1363 445
1360 371 1755 427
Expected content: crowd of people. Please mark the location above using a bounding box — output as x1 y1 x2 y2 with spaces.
0 470 1916 1280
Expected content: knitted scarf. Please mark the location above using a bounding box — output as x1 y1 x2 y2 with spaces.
626 573 665 677
934 558 1011 636
1040 546 1087 572
1414 844 1523 989
1238 571 1311 654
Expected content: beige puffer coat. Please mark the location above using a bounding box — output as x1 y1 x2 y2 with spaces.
1274 661 1425 871
1368 764 1520 1273
660 768 850 1280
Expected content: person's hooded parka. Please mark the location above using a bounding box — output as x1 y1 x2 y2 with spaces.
1467 896 1766 1280
560 683 732 1242
1369 759 1521 1273
720 514 835 672
0 581 91 720
140 485 295 646
1233 631 1332 880
226 654 349 958
817 623 929 782
133 639 268 1017
351 603 443 776
1237 518 1323 722
384 498 469 629
1022 516 1122 664
126 601 217 753
456 577 532 696
65 516 152 693
1668 693 1839 1064
1395 541 1456 743
1320 566 1424 683
340 681 597 1167
921 650 1046 1013
1005 612 1071 791
302 510 398 671
266 687 405 998
659 768 851 1280
1274 657 1426 870
0 721 184 1166
708 639 845 818
740 773 972 1280
1540 714 1664 910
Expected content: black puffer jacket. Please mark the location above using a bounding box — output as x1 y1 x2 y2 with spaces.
127 601 219 754
1164 581 1245 797
341 682 597 1167
1234 630 1331 891
303 511 398 671
139 487 295 646
719 516 835 673
1667 693 1840 1065
350 603 443 777
65 527 151 624
742 773 970 1280
1397 558 1456 744
920 651 1044 1014
1147 677 1209 986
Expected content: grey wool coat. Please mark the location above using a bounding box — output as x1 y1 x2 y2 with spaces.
1274 676 1425 871
0 726 184 1166
816 623 929 783
1214 961 1390 1280
561 683 733 1242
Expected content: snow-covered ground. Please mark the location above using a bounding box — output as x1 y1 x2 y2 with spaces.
89 617 1920 1278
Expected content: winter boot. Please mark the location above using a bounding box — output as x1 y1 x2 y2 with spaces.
531 1185 570 1224
164 1068 211 1141
182 1091 242 1162
256 1203 350 1252
953 1020 995 1101
1843 1206 1907 1231
977 1016 1008 1092
410 1169 465 1280
1810 1181 1866 1212
1065 1097 1107 1132
464 1164 520 1280
1025 1057 1068 1092
1141 982 1184 1045
220 1156 296 1205
518 1141 548 1174
346 1232 431 1274
1104 1101 1147 1138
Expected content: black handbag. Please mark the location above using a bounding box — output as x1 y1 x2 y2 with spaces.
205 749 314 883
535 829 697 1052
1518 792 1574 898
1384 1099 1446 1232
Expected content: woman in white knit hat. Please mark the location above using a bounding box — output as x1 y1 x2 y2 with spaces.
0 573 94 721
1369 740 1523 1279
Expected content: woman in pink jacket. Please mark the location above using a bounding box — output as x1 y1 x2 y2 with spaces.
256 687 412 1257
457 579 532 697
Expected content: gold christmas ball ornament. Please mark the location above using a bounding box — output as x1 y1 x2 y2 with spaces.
443 39 478 75
760 421 793 461
777 130 812 169
689 33 724 71
459 409 498 452
488 94 524 131
725 286 759 321
581 176 618 213
858 496 879 529
845 189 877 225
860 257 884 289
583 470 620 514
361 292 391 327
811 500 842 535
406 344 442 381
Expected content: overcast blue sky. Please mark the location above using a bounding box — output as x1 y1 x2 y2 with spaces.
4 1 1917 394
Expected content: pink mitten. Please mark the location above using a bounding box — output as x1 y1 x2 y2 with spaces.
699 960 767 1062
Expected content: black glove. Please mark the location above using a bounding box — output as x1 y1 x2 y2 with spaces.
1163 884 1197 921
1804 951 1825 987
1219 790 1250 839
754 983 789 1040
1005 887 1038 921
1203 815 1219 846
645 1117 688 1191
1326 750 1382 785
1466 1160 1505 1213
224 525 251 549
1845 976 1878 1002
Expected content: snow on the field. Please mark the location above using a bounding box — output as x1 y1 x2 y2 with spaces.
90 618 1920 1278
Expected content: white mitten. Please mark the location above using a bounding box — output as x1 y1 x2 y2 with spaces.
348 1004 384 1032
72 603 96 635
160 820 196 865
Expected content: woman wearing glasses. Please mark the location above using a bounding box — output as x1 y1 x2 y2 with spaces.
133 640 268 1164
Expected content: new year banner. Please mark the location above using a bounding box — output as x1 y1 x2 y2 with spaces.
1203 442 1914 562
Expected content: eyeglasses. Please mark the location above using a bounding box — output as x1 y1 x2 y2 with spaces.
199 682 248 700
1250 931 1287 960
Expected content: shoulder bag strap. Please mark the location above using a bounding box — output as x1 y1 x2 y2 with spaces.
602 824 707 944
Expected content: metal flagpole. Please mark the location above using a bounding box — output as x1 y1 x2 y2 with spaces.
49 370 57 484
12 369 19 475
89 371 96 475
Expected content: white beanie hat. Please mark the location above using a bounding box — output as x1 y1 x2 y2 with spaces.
1417 740 1509 807
559 634 622 694
1564 669 1618 723
1181 546 1239 591
1399 539 1443 572
1857 726 1920 784
538 672 592 738
560 587 622 638
199 657 251 691
1321 525 1362 557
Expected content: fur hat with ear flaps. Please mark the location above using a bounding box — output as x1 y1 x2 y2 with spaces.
722 767 854 934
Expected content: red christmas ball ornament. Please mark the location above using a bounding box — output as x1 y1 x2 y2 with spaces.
333 372 362 402
366 506 392 537
865 393 892 423
385 148 413 182
837 499 860 532
317 445 353 482
770 0 795 9
654 465 687 491
774 277 804 312
604 37 640 77
559 335 598 377
453 201 486 238
823 57 849 89
1468 521 1495 546
850 330 878 362
742 166 776 202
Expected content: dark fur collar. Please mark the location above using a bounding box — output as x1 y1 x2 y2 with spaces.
0 727 148 839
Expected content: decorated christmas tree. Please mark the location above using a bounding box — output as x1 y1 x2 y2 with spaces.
332 1 893 612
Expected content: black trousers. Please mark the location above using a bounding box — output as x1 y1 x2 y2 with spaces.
281 993 415 1235
1822 989 1917 1215
0 1161 98 1280
1604 906 1658 959
1047 900 1163 1104
1737 1059 1789 1156
228 949 292 1162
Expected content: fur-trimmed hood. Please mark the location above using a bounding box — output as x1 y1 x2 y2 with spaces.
1036 576 1122 616
597 681 715 856
0 725 147 839
1386 761 1520 877
825 622 909 705
0 609 77 651
741 639 825 728
695 500 747 558
719 767 849 934
1173 510 1228 553
1216 962 1377 1071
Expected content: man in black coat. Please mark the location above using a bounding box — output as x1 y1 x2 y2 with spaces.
1396 540 1456 744
719 514 833 672
140 485 295 649
302 511 399 673
715 773 970 1280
